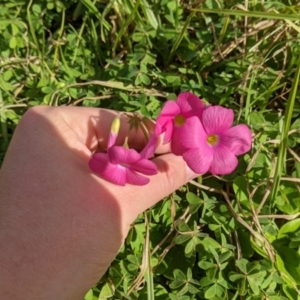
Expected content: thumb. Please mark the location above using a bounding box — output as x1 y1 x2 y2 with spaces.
125 153 197 217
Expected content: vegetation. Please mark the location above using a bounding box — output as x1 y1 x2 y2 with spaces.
1 0 300 299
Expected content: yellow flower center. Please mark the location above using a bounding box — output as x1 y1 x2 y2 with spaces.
174 114 186 127
207 134 219 146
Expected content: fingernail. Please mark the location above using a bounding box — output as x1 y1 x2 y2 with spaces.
186 165 197 181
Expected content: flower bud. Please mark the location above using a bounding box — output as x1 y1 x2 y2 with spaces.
107 116 121 149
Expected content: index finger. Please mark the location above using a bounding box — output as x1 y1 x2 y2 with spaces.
39 106 152 152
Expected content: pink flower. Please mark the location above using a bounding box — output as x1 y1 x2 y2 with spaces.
155 92 204 155
89 145 158 186
89 123 158 186
180 106 252 175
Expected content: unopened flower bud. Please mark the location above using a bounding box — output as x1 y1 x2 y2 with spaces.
107 116 121 149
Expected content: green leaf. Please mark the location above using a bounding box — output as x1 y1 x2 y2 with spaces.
173 269 186 281
10 23 19 35
184 238 195 255
204 284 217 299
9 36 17 49
201 237 221 250
2 70 13 81
0 76 14 91
283 283 300 300
235 259 248 274
229 273 245 282
174 234 191 245
233 176 249 208
275 246 300 286
248 271 266 295
238 278 247 296
198 261 215 270
177 220 190 232
278 219 300 239
187 192 203 214
84 289 94 300
186 192 202 204
41 86 54 94
140 0 158 29
140 73 151 85
199 276 214 287
99 282 113 299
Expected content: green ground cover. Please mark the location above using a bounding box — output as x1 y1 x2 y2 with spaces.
1 0 300 299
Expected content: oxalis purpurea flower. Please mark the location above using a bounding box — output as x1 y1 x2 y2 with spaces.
179 106 252 175
155 92 204 155
89 114 158 186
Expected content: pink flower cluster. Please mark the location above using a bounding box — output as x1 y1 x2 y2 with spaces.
89 92 252 186
156 92 252 175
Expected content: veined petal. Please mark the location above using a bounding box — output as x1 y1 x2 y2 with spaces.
159 100 180 116
155 101 180 137
177 92 204 115
126 169 150 185
89 153 110 173
202 106 234 135
179 116 207 149
140 135 157 159
89 153 127 185
209 144 238 175
183 147 213 174
108 146 141 164
163 120 174 144
130 159 158 175
221 124 252 155
171 128 188 155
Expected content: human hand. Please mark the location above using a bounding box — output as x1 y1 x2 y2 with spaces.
0 106 196 300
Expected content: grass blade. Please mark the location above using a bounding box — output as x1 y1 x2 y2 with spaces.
270 54 300 201
80 0 110 30
112 0 141 54
144 212 155 300
195 8 300 21
167 10 196 64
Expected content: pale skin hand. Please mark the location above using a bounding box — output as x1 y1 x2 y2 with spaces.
0 106 195 300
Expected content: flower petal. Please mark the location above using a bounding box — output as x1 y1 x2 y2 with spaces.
221 124 252 155
130 159 158 175
140 134 157 159
177 92 204 115
183 147 213 174
107 133 117 149
89 153 127 185
202 106 234 135
89 153 109 173
126 168 150 185
159 100 180 116
179 116 207 149
171 128 188 155
162 120 174 144
209 144 238 175
155 101 180 137
108 146 141 164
